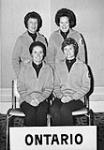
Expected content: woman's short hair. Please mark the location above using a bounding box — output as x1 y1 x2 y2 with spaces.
24 11 42 32
61 38 79 57
55 8 76 28
29 41 46 58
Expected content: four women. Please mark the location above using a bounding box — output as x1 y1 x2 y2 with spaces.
13 8 90 126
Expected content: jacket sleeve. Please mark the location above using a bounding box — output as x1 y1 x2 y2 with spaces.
17 68 32 104
12 37 22 77
72 65 90 100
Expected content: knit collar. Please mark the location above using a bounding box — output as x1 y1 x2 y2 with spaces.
66 58 76 63
28 31 37 41
32 61 42 69
60 29 69 39
65 58 76 72
32 61 43 77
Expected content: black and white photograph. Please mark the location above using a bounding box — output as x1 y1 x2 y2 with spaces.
0 0 104 150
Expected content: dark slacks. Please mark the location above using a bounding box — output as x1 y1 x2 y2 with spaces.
50 98 85 126
20 100 48 126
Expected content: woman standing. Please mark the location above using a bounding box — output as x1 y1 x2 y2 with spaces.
12 11 48 76
46 8 87 69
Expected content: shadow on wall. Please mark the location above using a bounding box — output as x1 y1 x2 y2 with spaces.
87 65 94 98
80 33 88 65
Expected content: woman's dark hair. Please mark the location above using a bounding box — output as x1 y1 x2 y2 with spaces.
55 8 76 28
24 11 42 32
62 38 79 57
29 41 46 59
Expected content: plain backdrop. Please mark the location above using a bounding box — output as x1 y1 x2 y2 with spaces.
0 0 104 88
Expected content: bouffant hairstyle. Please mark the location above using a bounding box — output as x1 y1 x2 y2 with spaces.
61 38 79 57
24 11 42 32
55 8 76 28
29 41 46 59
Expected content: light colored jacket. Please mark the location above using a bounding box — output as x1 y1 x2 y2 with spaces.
17 61 53 105
12 31 47 76
46 29 86 68
54 59 90 102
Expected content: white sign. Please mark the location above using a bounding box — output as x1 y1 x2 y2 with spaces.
10 126 97 150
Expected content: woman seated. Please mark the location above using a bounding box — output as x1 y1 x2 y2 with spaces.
17 41 53 126
50 37 90 126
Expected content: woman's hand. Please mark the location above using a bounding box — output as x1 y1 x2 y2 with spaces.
30 99 39 107
23 59 31 64
61 96 72 103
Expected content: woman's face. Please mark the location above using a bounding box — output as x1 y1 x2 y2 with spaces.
59 16 70 32
32 46 44 64
27 18 38 34
63 44 75 60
